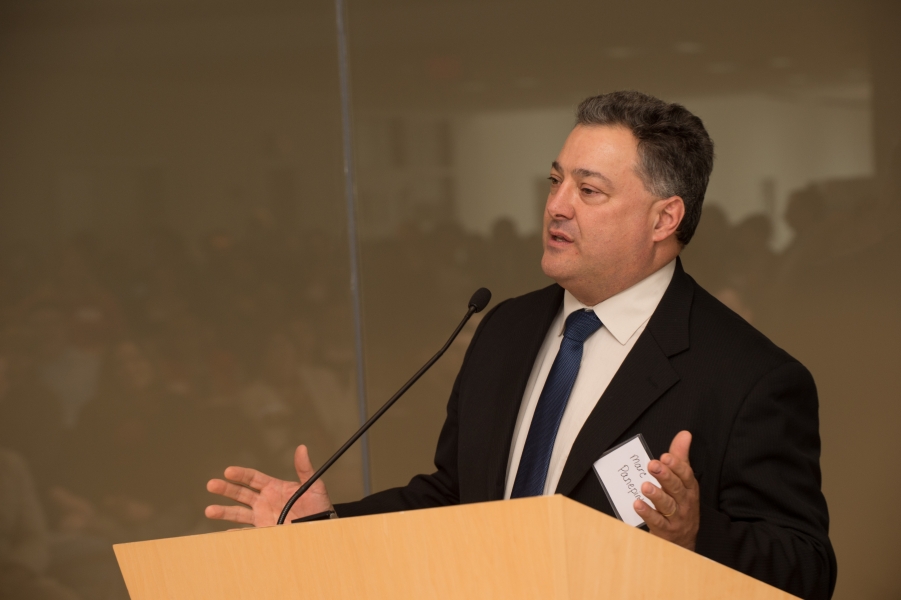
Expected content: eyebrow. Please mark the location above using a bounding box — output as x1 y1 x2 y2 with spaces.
551 161 614 188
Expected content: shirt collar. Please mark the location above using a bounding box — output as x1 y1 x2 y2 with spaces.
560 259 676 345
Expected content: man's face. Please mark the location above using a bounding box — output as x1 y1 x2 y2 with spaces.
541 124 669 304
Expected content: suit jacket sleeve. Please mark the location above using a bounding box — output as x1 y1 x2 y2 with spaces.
333 302 504 518
695 360 837 600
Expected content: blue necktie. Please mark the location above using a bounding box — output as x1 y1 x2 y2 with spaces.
511 309 602 498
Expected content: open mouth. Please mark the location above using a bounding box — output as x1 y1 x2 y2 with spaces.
549 230 573 243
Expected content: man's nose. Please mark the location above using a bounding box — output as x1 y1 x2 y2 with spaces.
545 182 576 221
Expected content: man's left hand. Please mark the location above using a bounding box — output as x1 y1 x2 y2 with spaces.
634 430 700 551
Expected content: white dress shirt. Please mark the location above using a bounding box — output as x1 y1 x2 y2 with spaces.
504 260 676 498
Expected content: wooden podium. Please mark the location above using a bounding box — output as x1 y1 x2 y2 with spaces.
114 495 797 599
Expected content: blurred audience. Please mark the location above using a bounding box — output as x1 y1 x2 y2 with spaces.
0 450 80 600
0 173 894 598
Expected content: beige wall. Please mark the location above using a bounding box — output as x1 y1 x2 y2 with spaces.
0 1 897 598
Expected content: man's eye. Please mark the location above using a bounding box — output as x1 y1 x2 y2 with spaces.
547 176 560 185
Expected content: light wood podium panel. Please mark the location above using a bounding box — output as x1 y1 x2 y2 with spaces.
114 495 797 599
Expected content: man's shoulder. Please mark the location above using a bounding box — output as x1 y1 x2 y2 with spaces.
683 273 804 375
493 283 563 313
478 283 561 326
483 273 804 375
469 283 562 347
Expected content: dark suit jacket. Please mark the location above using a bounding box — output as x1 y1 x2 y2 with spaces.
336 260 836 600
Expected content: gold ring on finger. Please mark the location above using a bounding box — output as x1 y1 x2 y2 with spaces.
661 505 677 518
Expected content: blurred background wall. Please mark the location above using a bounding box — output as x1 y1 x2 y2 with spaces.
0 0 898 598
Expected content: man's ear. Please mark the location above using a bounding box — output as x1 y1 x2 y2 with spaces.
652 196 685 242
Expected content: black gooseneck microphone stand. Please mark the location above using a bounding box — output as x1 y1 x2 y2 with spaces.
276 287 492 525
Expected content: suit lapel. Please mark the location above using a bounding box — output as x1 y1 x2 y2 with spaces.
555 259 694 497
554 330 678 496
484 285 564 500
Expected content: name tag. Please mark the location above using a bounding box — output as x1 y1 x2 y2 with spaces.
593 434 659 527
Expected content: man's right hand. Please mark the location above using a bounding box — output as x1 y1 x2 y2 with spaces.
205 444 333 527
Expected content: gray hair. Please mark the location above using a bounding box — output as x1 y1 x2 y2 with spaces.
576 91 715 245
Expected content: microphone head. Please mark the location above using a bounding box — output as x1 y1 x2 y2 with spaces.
468 288 492 313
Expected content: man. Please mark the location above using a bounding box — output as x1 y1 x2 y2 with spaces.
206 91 836 600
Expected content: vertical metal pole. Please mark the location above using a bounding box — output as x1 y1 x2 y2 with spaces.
334 0 371 496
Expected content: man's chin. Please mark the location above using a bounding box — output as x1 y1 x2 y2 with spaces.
540 256 571 284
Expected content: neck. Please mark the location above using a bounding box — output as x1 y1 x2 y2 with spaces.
565 250 678 306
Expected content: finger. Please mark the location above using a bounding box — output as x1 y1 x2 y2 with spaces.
641 481 677 517
204 503 255 525
669 430 692 462
222 466 274 492
660 450 698 491
634 498 669 530
206 479 260 507
293 445 333 514
294 445 316 483
650 458 686 497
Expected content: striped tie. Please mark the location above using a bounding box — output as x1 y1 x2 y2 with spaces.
511 309 602 498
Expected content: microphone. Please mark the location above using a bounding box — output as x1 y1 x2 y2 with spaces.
276 287 492 525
